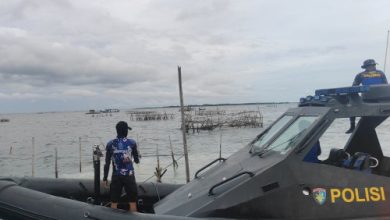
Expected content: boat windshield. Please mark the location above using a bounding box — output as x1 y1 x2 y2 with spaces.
261 116 319 155
252 116 318 155
252 115 293 153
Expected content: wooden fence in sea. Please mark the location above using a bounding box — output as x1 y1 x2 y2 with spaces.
127 111 174 121
184 110 263 133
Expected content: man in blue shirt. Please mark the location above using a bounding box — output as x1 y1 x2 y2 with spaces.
346 59 388 133
303 141 322 163
103 121 140 211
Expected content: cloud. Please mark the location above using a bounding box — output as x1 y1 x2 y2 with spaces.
62 88 97 97
0 91 44 100
0 26 156 88
1 0 390 112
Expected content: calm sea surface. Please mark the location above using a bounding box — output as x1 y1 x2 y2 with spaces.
1 103 390 184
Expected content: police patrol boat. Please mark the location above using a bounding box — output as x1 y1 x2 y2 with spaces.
2 84 390 219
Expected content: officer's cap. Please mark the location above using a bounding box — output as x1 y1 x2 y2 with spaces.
361 59 377 69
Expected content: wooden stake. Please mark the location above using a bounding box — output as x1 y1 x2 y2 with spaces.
178 66 190 183
79 137 82 173
384 30 390 73
156 145 161 182
219 131 222 159
154 145 167 183
169 135 178 170
32 137 35 177
55 148 58 178
136 134 141 158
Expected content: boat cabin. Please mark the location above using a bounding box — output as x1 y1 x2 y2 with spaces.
293 84 390 176
155 84 390 219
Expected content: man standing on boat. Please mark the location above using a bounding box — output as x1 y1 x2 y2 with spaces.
103 121 140 211
346 59 388 133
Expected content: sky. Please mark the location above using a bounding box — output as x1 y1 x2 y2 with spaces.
0 0 390 113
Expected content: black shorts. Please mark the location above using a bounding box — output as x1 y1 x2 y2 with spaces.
110 174 138 203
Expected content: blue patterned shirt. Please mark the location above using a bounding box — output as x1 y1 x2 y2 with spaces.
103 137 139 180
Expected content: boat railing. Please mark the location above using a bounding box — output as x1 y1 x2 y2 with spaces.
208 171 254 196
194 158 226 179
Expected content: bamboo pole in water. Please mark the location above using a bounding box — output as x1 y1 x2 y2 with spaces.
136 134 141 160
169 135 178 170
384 30 390 73
178 66 190 183
32 137 35 177
55 148 58 178
79 137 82 173
155 145 161 182
219 131 222 159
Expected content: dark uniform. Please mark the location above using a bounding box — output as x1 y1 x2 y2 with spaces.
346 59 388 133
353 70 387 86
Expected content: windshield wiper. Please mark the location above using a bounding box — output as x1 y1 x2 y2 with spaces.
257 130 306 157
249 128 271 154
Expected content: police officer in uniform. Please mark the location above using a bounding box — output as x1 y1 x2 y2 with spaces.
103 121 140 211
346 59 388 133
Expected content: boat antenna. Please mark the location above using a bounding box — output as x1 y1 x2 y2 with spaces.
384 30 390 73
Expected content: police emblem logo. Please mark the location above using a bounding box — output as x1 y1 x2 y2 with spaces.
312 188 326 205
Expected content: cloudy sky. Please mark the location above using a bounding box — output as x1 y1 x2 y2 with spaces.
0 0 390 113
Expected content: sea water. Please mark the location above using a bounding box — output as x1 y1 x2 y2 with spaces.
1 103 389 184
